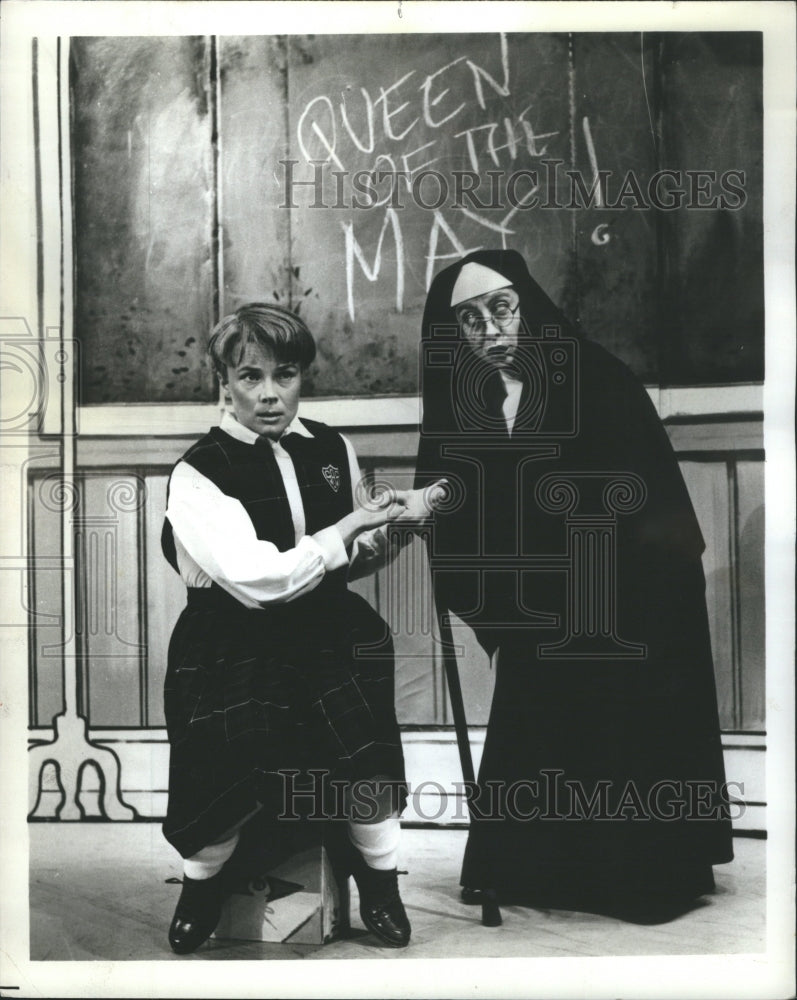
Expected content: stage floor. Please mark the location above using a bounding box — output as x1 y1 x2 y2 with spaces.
29 823 765 962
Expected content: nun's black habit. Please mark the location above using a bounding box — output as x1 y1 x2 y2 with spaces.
415 250 733 917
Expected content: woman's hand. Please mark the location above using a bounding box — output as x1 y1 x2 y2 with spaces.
335 490 408 548
335 478 448 548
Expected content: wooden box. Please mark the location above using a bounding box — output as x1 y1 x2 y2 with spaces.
213 843 348 945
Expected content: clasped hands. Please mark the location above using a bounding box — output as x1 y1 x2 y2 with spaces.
338 478 449 552
363 478 449 525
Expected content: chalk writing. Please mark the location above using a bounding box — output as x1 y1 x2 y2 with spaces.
296 37 520 176
293 34 608 320
342 208 405 319
582 116 605 209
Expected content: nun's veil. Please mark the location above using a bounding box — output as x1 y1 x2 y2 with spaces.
418 250 579 437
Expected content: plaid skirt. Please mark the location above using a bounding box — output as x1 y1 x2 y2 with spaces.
163 586 406 859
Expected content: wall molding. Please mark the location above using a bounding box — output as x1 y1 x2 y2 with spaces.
73 384 763 439
24 408 764 472
28 727 766 833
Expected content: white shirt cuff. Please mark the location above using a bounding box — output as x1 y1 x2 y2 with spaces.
313 525 348 571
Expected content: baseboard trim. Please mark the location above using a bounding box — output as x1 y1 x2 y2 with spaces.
27 727 766 833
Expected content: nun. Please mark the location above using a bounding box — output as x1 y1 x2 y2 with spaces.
415 250 734 923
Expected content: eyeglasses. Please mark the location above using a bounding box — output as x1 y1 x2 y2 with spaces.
457 302 520 336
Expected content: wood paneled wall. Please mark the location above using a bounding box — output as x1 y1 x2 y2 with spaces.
28 414 764 733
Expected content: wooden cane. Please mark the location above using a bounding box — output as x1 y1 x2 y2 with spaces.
437 609 502 927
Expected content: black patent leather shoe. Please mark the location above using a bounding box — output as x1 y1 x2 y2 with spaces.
168 872 225 954
354 864 411 948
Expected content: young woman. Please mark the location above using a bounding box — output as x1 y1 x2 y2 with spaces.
415 250 734 924
161 302 440 953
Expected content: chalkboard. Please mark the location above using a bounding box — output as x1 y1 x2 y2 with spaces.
71 37 217 403
660 33 764 383
71 32 763 402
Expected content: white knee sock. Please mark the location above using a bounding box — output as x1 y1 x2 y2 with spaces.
182 805 263 881
183 829 240 881
348 813 401 871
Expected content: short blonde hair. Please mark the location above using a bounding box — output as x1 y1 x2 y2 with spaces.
208 303 316 379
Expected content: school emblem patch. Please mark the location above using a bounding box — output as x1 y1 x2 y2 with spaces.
322 464 341 493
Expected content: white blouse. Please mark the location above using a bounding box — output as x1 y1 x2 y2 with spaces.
501 371 524 434
166 410 390 609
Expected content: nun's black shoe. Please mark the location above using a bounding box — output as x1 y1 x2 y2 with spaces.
168 872 225 954
354 864 411 948
460 885 502 925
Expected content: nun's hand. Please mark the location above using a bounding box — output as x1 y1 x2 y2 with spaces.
393 479 449 521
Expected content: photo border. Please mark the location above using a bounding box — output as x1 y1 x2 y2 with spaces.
1 2 793 998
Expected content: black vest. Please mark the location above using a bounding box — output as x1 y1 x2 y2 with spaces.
162 418 353 602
